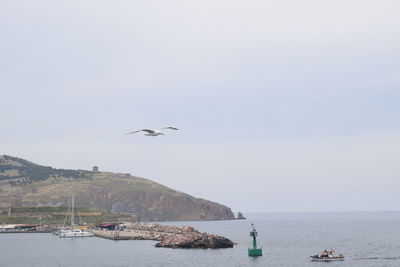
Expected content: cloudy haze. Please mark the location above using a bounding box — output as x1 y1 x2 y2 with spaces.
1 0 399 212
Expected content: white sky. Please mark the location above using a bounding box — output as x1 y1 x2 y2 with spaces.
1 0 399 212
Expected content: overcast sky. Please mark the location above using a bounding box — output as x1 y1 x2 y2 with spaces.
1 0 399 212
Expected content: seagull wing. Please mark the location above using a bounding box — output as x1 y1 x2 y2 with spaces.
160 127 179 130
126 129 155 135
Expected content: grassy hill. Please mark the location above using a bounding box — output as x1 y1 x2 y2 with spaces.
0 155 234 221
0 206 137 224
0 155 89 185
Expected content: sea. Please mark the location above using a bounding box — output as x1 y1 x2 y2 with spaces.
1 212 400 267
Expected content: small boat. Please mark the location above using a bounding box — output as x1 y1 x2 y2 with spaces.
59 228 94 238
58 194 94 238
311 249 344 262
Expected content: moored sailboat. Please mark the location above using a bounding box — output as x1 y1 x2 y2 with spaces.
58 194 94 238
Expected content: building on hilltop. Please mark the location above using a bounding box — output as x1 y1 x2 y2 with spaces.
92 166 99 172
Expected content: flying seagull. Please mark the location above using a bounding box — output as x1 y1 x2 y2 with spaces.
126 127 179 136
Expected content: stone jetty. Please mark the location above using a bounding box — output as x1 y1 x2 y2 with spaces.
155 232 234 248
92 223 234 249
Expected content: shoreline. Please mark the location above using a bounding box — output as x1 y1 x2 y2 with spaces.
0 231 52 234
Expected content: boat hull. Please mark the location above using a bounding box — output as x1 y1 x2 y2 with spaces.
311 257 345 262
59 230 94 238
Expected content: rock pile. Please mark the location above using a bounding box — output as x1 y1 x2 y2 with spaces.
155 232 234 249
125 223 199 235
100 222 234 249
237 212 246 220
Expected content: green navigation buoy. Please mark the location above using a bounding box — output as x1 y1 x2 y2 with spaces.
248 223 262 257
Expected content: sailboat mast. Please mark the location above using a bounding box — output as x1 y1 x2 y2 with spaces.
71 193 75 228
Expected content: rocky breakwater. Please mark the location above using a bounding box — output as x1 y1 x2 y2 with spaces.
124 223 234 249
155 232 234 249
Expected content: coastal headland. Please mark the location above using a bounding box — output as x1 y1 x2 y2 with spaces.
0 155 234 222
0 155 236 249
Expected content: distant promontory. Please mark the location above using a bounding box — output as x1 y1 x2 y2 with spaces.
0 155 234 221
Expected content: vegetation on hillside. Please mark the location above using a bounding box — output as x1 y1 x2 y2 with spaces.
0 155 89 184
0 206 138 224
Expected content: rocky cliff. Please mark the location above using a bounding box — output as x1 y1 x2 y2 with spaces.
0 155 234 221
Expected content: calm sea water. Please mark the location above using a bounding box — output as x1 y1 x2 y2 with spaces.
1 212 400 267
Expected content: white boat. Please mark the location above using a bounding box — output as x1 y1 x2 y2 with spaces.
60 228 94 238
311 249 344 262
58 194 94 238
